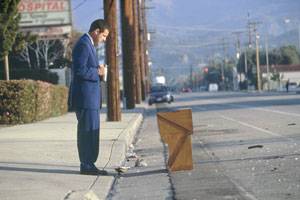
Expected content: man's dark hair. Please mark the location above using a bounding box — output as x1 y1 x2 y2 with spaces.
89 19 110 33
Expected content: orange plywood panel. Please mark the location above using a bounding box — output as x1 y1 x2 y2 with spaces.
157 109 193 171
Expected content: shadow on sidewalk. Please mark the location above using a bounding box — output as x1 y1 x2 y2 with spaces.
0 165 79 175
0 164 167 177
120 168 168 178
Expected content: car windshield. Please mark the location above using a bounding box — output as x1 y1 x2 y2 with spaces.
151 86 168 92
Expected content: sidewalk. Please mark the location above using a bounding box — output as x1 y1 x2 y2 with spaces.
0 106 145 200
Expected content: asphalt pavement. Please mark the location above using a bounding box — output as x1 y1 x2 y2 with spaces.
108 91 300 200
0 105 145 200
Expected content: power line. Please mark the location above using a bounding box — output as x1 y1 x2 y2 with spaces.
150 40 231 49
151 24 247 32
73 0 88 11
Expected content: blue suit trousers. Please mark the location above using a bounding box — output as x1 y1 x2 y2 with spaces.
76 109 100 164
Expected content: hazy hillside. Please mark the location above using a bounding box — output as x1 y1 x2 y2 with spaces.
148 0 300 32
147 0 300 84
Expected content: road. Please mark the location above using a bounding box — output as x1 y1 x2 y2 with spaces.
109 91 300 200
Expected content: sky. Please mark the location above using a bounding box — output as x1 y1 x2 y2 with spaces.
71 0 300 33
71 0 104 32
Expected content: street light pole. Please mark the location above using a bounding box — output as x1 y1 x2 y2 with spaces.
265 33 270 91
244 46 248 84
255 31 262 91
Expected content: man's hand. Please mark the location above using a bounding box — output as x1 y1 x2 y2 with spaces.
98 64 105 76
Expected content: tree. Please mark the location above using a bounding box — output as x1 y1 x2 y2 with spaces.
14 33 37 69
0 0 21 80
22 38 65 69
279 46 300 64
36 39 65 69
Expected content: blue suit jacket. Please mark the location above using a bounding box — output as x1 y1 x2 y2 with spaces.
68 34 101 110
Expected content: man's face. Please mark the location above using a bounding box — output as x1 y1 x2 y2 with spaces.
93 28 109 45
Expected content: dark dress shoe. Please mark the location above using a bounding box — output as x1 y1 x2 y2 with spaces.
80 163 108 175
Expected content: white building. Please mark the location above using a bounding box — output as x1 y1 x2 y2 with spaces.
261 64 300 91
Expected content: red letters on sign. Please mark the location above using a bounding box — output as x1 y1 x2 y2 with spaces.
18 0 66 13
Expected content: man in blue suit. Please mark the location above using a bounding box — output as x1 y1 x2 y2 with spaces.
69 19 109 175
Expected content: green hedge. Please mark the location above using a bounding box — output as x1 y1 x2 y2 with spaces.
0 80 68 124
0 69 58 84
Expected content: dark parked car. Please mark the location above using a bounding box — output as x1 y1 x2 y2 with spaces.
148 85 174 105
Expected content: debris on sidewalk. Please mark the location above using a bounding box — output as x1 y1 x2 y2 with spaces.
248 144 264 149
288 123 296 126
135 158 148 167
126 143 138 159
126 152 138 159
115 166 130 174
129 144 134 150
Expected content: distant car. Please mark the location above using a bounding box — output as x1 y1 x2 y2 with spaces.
208 83 218 92
289 82 298 90
148 85 174 105
181 87 192 93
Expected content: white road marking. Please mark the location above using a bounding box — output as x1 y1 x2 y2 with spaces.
219 114 294 142
230 103 300 118
200 141 259 200
229 178 260 200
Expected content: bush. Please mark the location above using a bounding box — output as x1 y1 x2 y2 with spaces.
0 80 68 124
49 84 68 117
35 81 53 121
0 69 58 84
0 80 36 124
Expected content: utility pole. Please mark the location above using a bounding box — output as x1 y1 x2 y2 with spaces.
252 23 262 91
247 12 253 48
120 0 136 109
189 64 193 89
233 31 251 90
137 0 146 101
104 0 121 121
265 33 270 91
232 31 243 59
132 0 142 104
248 19 262 91
141 0 150 95
233 31 243 91
221 38 227 90
244 45 248 84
